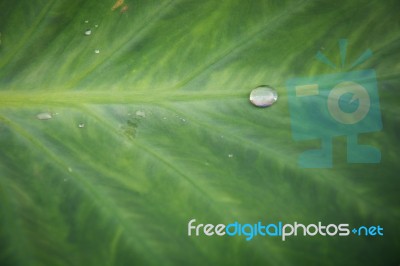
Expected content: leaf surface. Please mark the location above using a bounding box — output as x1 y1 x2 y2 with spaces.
0 1 399 265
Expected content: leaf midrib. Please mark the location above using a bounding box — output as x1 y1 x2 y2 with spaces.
0 90 246 106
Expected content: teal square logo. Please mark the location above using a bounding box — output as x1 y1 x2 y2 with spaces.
286 40 382 168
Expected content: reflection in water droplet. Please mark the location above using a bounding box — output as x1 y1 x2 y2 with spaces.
78 123 85 128
84 29 92 36
94 49 100 54
36 112 52 120
249 85 278 107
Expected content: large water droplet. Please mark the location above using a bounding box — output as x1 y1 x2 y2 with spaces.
249 85 278 107
36 112 52 120
84 29 92 36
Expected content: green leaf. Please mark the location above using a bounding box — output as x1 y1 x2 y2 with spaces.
1 0 399 265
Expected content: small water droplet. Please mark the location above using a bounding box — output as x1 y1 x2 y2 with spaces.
136 110 146 118
84 29 92 36
120 5 129 14
95 24 99 28
78 123 85 128
112 0 125 11
94 49 100 54
181 118 186 122
228 154 234 158
68 167 73 172
36 112 52 120
249 85 278 107
121 119 137 139
163 117 167 120
84 20 89 23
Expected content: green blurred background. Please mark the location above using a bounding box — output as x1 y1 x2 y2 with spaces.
0 0 399 265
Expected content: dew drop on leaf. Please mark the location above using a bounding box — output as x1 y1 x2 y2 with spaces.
36 112 52 120
84 29 92 36
94 49 100 54
249 85 278 107
135 110 146 118
112 0 124 11
120 5 129 14
78 123 85 128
